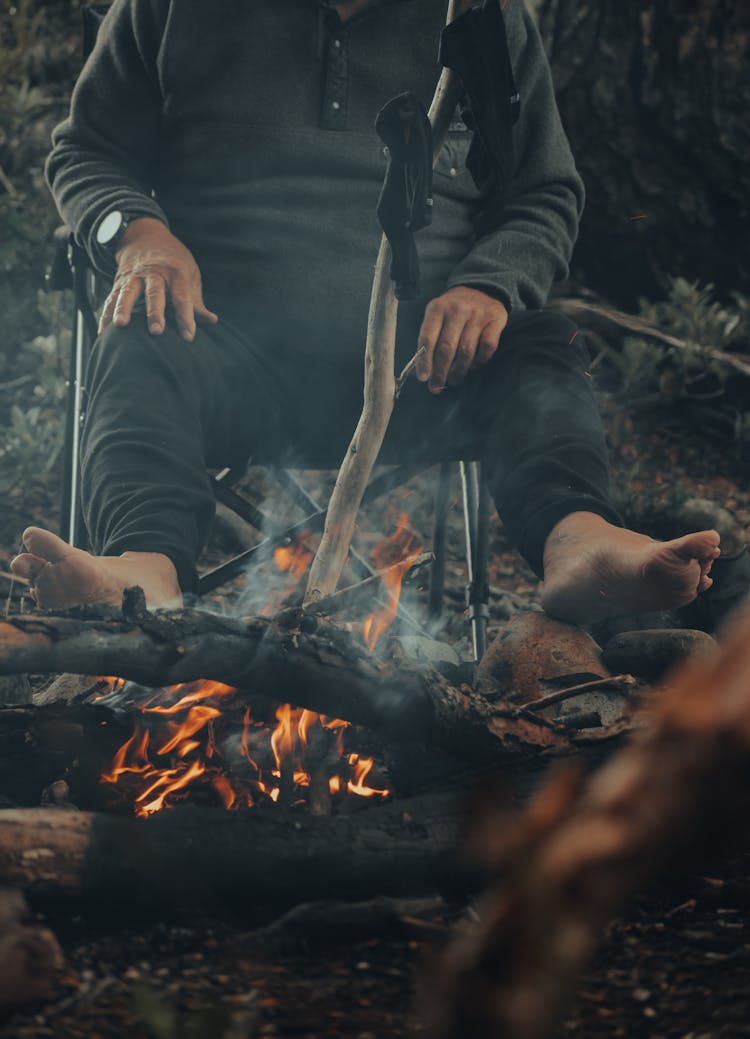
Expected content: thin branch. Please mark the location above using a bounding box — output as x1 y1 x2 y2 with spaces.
307 551 434 616
517 673 637 712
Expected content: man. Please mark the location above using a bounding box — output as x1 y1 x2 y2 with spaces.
12 0 719 624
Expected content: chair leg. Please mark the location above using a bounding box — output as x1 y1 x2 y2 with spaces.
429 462 452 622
60 246 96 549
460 460 491 662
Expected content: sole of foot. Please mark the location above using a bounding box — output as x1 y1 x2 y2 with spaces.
541 512 721 626
10 527 182 611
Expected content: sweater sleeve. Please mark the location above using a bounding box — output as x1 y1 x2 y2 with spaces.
45 0 171 276
444 0 585 314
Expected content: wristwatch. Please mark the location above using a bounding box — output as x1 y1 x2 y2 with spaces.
95 210 136 255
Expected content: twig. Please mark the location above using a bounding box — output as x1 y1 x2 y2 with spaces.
0 374 34 392
517 673 637 712
303 0 472 606
549 297 750 380
396 346 426 397
0 572 29 587
307 551 434 616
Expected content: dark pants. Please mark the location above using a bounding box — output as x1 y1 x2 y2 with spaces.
80 307 620 592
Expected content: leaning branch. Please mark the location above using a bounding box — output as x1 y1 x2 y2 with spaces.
304 0 473 604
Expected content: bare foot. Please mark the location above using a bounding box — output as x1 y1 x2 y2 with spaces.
541 512 721 625
10 527 182 610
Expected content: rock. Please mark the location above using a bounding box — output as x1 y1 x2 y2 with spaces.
477 612 609 704
0 889 63 1012
390 636 461 668
603 629 716 679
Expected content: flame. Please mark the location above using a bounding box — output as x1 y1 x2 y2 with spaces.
347 753 389 798
363 513 423 651
100 676 389 816
274 535 313 578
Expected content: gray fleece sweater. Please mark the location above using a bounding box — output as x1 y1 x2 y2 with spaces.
47 0 584 359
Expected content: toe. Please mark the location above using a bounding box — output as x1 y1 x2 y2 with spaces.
10 552 48 580
22 527 75 564
671 529 721 562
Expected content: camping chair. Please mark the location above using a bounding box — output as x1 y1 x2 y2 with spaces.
45 4 492 661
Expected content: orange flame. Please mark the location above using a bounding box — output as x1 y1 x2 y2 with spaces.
100 673 392 815
274 535 314 578
363 513 422 651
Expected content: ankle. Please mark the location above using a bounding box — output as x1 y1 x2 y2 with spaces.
544 512 616 558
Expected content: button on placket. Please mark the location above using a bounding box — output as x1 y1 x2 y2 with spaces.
321 32 348 130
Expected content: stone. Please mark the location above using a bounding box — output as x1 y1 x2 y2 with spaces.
602 628 716 679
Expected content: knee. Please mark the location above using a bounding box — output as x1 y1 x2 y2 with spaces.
502 309 588 370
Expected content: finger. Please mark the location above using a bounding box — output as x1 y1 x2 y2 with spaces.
447 324 482 386
476 319 505 365
112 277 144 328
144 272 167 335
416 305 444 382
430 315 465 393
169 276 197 342
698 574 713 594
98 290 118 335
195 300 219 325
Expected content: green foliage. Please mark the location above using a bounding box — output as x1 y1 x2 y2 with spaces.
0 290 68 480
605 279 750 429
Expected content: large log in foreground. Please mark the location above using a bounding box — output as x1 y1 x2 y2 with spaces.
0 604 568 760
0 794 468 914
423 608 750 1039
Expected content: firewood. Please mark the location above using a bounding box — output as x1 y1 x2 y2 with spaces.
423 605 750 1039
0 605 570 761
0 794 467 912
304 0 473 605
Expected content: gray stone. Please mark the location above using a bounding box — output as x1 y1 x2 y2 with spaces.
603 628 716 679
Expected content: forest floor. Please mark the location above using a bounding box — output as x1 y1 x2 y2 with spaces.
1 405 750 1039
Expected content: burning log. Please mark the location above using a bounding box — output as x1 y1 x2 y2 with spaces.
423 609 750 1039
0 794 469 913
0 604 569 762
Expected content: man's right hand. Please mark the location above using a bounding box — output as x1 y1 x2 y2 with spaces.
98 217 218 342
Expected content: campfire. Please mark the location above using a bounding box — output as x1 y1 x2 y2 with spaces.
94 514 420 818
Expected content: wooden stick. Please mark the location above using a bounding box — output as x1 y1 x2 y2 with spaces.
548 297 750 380
307 551 433 616
517 674 637 712
304 0 472 605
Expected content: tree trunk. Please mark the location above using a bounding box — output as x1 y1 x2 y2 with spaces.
537 0 750 305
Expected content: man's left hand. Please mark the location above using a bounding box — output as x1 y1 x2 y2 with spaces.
416 286 508 394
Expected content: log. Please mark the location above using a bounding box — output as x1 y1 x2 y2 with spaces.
304 0 472 604
423 606 750 1039
0 794 470 914
0 604 571 762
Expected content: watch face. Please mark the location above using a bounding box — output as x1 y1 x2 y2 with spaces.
96 210 124 246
